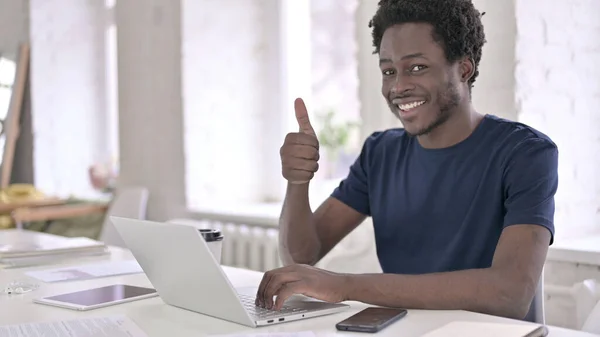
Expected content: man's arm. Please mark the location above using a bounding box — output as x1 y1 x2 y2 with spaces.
279 98 372 266
344 137 558 319
344 224 550 319
260 224 550 319
279 189 366 266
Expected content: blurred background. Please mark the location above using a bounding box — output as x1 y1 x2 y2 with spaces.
0 0 599 331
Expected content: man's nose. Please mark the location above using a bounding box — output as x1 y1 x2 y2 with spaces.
390 74 416 96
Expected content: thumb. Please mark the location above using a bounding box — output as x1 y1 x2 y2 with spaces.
294 98 316 137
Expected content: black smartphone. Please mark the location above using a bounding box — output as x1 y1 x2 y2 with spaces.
335 307 408 333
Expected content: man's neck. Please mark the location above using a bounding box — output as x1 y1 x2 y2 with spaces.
417 104 482 149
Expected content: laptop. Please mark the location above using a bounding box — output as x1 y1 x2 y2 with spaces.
110 216 350 327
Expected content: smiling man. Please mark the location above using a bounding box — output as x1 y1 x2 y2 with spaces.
257 0 559 322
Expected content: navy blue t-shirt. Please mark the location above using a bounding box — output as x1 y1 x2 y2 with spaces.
331 114 558 275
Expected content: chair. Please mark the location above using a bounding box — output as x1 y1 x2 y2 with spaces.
11 187 149 248
582 299 600 334
574 279 600 333
97 187 148 247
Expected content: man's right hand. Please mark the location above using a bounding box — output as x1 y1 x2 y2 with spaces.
280 98 320 184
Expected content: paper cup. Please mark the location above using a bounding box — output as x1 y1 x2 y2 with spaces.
199 229 223 263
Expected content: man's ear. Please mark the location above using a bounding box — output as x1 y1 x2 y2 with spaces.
459 57 475 83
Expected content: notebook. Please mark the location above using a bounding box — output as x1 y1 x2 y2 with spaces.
0 229 106 259
421 321 547 337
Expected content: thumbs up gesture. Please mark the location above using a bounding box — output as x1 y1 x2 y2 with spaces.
280 98 320 184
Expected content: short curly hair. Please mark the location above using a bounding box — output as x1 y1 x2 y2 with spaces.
369 0 486 88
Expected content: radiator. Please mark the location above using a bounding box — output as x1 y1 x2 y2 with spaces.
168 218 282 272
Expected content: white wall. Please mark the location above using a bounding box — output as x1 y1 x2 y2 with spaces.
515 0 600 240
0 0 28 60
115 0 186 221
29 0 110 199
470 0 517 121
0 0 116 198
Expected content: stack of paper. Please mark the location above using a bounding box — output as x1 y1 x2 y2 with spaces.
0 229 108 267
0 315 148 337
421 321 547 337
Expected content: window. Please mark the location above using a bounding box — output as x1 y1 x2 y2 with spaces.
183 1 362 210
0 57 16 117
309 0 361 183
0 57 16 160
105 0 119 168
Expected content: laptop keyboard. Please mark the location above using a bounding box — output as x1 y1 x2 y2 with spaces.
238 294 308 319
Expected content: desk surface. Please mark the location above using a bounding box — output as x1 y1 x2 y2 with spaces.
0 247 597 337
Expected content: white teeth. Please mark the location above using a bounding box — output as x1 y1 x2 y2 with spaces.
397 101 425 111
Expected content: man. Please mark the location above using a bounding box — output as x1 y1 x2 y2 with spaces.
256 0 558 322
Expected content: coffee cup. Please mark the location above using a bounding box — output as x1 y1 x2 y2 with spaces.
199 229 224 263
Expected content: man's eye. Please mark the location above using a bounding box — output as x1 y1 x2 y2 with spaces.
382 69 395 76
410 65 427 72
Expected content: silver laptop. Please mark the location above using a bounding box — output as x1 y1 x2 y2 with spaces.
110 216 349 327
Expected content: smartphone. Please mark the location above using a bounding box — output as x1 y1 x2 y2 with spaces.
33 284 158 311
335 307 408 333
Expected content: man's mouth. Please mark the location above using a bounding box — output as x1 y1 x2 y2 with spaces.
396 100 426 112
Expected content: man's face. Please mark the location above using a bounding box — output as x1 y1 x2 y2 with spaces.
379 23 464 136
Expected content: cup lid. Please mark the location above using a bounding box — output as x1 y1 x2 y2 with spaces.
199 228 223 242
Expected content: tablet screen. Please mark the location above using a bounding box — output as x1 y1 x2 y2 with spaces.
44 284 156 306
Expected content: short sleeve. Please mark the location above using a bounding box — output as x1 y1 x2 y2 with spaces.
503 137 559 244
330 133 379 216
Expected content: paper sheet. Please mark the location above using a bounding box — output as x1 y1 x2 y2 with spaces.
208 332 315 337
25 260 143 283
420 321 546 337
0 315 148 337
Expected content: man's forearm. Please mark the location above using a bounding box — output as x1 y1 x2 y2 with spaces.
345 268 531 319
279 183 321 266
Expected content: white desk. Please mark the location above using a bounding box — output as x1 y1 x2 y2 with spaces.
0 247 597 337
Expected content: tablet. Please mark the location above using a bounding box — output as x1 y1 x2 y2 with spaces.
33 284 158 311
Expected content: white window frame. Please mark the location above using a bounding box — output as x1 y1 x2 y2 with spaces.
355 1 399 137
104 0 119 164
259 0 313 203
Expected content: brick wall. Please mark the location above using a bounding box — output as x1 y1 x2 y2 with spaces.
515 0 600 240
29 0 110 199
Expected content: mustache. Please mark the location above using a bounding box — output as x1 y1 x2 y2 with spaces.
388 93 428 101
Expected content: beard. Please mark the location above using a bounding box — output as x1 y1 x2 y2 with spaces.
391 80 461 137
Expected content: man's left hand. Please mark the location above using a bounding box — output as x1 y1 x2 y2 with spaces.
255 264 350 310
